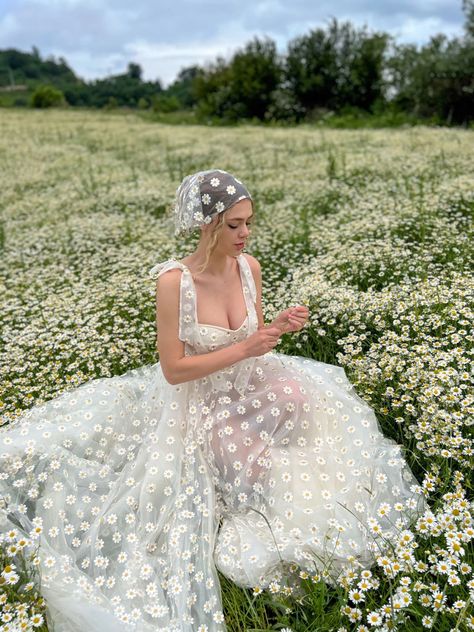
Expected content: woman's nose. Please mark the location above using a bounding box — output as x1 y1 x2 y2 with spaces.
240 225 250 238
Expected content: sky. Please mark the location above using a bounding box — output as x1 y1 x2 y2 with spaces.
0 0 467 88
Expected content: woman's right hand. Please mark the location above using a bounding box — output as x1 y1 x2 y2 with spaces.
242 325 282 357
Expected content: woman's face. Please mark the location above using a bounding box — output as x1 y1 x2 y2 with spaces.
204 199 254 257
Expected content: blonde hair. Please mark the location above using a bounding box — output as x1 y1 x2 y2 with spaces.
192 199 255 278
194 213 225 277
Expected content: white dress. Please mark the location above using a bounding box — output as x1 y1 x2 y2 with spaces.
0 253 426 632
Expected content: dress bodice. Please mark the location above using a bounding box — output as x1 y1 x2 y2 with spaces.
197 313 250 349
149 254 259 396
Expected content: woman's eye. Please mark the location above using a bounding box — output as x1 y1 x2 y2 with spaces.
229 224 252 229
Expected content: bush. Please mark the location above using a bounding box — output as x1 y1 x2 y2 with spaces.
264 87 306 123
30 84 64 108
152 94 180 113
104 96 118 110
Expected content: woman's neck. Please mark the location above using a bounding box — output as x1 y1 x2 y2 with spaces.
185 247 238 278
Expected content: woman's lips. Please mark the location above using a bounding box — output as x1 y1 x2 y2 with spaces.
235 242 245 248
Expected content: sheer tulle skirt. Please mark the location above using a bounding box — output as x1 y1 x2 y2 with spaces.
1 351 425 630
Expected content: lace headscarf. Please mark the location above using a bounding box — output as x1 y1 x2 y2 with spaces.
173 169 253 236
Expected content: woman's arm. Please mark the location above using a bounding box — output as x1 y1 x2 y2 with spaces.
155 269 250 385
244 253 309 333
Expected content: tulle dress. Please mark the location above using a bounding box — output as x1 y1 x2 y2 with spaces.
0 253 426 631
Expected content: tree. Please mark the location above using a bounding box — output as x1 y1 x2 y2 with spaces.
166 65 203 108
463 0 474 38
194 37 283 122
285 18 389 115
127 62 142 81
285 26 339 111
229 37 283 119
387 31 474 124
342 29 389 110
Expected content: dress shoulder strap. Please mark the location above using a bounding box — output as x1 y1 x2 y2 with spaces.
148 259 185 280
238 254 257 303
148 259 196 346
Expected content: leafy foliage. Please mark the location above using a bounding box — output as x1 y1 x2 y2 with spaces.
193 36 283 122
285 19 389 114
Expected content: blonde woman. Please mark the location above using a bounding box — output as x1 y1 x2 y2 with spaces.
0 169 425 631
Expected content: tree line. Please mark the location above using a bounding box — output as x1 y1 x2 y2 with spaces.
1 2 473 125
0 49 164 109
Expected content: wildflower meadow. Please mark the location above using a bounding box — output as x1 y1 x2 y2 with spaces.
0 109 473 631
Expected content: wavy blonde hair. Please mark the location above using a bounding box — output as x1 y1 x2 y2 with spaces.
192 199 255 278
193 213 225 277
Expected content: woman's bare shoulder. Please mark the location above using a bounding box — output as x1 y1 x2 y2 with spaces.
242 253 261 273
155 267 182 290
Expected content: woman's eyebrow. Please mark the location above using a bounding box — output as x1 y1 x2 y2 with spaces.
228 215 253 221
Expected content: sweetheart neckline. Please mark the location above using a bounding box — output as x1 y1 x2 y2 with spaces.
177 254 249 333
197 313 249 332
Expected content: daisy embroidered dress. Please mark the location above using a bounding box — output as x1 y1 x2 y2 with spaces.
0 253 426 632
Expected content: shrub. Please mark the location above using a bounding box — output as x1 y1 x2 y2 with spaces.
30 85 64 108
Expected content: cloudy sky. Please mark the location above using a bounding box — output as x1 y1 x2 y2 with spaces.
0 0 466 87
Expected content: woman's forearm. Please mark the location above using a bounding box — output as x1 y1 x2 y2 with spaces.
168 340 249 385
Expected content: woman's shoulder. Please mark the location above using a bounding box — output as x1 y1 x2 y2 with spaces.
149 258 188 280
153 264 184 289
242 253 261 274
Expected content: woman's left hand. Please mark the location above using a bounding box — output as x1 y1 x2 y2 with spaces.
271 305 309 333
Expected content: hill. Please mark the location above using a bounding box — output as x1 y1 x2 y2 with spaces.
0 47 164 108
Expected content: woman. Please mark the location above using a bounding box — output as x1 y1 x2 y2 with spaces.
0 169 425 632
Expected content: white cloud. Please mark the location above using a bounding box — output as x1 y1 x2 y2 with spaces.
124 40 227 85
390 15 464 43
0 12 19 39
61 50 127 81
0 0 466 86
124 20 270 86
